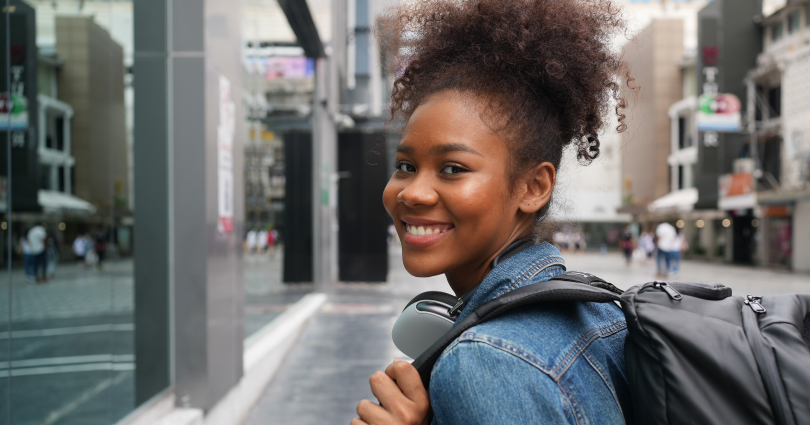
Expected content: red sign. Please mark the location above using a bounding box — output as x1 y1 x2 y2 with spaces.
719 173 753 197
702 46 718 66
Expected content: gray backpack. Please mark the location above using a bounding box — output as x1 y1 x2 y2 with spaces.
412 271 810 425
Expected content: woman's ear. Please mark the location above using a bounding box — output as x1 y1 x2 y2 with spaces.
518 162 556 214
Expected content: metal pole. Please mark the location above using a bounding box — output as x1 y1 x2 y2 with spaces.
5 0 13 421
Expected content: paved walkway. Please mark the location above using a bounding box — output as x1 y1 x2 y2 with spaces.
0 253 300 425
563 251 810 296
244 247 810 425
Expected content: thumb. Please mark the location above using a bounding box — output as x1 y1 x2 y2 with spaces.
385 360 429 404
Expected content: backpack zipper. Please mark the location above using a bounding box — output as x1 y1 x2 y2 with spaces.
653 281 683 300
744 295 767 314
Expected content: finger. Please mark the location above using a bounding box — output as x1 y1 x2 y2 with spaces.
385 361 430 404
356 399 390 424
350 418 369 425
369 370 409 409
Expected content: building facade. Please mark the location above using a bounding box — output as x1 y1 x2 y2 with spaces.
746 0 810 271
619 19 686 222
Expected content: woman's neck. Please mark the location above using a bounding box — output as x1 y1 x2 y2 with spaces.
444 225 535 297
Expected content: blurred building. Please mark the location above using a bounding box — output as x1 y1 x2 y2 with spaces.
621 0 777 267
745 0 810 271
619 19 686 219
555 125 630 249
55 16 129 213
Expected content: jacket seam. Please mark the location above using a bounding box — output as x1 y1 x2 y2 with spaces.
433 338 584 425
457 321 626 381
494 258 565 298
515 257 564 286
582 349 623 416
558 378 586 425
456 333 553 373
552 321 627 379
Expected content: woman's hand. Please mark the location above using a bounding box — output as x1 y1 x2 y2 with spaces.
352 359 430 425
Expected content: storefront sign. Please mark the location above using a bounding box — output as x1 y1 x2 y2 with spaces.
0 4 42 212
217 76 235 234
0 92 28 130
719 172 755 210
697 92 741 132
260 56 315 80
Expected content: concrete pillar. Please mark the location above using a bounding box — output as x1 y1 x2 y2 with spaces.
312 57 338 289
133 0 244 411
793 201 810 272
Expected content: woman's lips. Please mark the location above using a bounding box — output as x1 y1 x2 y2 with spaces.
401 221 453 248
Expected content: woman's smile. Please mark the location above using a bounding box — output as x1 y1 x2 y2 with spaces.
401 218 454 248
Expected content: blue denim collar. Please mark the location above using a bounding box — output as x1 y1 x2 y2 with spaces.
452 242 566 325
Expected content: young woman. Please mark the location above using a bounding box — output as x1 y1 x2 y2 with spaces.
354 0 634 423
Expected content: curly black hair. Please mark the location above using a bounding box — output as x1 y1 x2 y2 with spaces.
377 0 633 236
379 0 632 167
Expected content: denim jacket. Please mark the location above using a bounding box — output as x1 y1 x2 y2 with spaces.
430 242 632 425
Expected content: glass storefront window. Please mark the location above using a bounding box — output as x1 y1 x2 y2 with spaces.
2 0 139 422
242 1 314 341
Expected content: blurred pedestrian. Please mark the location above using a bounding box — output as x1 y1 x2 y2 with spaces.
573 231 586 254
18 235 34 281
246 229 257 253
94 230 107 270
640 232 655 264
553 231 569 253
655 222 677 278
620 226 634 266
46 234 59 278
73 234 89 268
670 231 688 277
257 229 268 252
27 224 48 282
267 228 277 258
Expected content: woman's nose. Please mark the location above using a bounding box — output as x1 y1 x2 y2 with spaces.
397 176 438 208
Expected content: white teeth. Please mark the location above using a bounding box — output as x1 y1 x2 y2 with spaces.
405 223 447 236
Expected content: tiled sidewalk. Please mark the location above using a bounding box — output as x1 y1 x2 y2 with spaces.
244 248 810 425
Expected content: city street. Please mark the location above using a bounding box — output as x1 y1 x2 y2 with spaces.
0 252 304 425
245 244 810 425
0 261 135 425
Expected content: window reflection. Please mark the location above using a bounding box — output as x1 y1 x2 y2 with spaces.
2 1 136 423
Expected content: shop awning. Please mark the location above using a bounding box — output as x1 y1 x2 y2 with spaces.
757 189 810 205
38 190 96 215
648 188 698 214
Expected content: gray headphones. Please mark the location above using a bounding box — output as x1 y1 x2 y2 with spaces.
392 237 536 358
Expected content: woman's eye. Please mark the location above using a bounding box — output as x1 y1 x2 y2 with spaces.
395 162 415 173
441 165 466 174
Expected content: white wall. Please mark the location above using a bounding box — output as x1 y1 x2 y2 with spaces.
554 127 630 223
781 46 810 190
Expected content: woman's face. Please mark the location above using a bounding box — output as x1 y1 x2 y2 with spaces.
383 91 542 294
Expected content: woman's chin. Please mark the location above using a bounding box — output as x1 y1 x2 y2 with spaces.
402 256 445 278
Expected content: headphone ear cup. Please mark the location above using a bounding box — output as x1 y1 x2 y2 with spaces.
394 291 458 359
403 291 458 311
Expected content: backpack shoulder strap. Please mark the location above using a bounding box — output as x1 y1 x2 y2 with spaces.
411 271 622 388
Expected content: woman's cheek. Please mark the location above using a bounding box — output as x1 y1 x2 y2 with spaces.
382 179 400 218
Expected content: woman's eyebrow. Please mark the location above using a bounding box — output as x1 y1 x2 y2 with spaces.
396 144 414 154
430 143 483 157
395 143 483 157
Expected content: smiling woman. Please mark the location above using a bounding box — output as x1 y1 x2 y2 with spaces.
353 0 635 425
384 91 555 292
